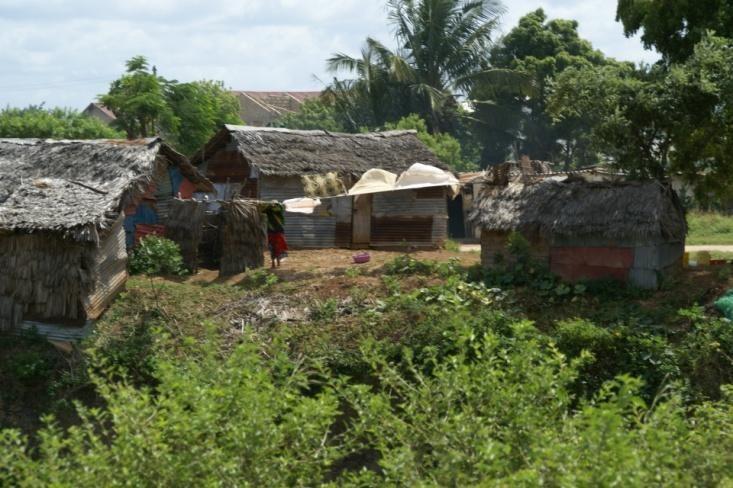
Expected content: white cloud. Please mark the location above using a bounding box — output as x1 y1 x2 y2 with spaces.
0 0 657 109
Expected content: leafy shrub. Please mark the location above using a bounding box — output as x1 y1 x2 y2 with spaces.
677 307 733 399
85 319 158 385
129 236 186 276
240 268 279 290
341 326 733 485
444 239 460 252
554 319 680 400
344 266 362 278
309 298 340 322
3 298 733 484
5 351 52 383
384 255 462 278
0 338 345 486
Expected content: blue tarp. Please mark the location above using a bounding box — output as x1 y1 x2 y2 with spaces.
124 202 159 248
169 166 184 196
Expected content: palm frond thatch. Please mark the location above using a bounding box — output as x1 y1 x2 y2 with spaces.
219 199 266 276
191 125 446 177
0 138 212 242
470 179 687 243
166 198 207 272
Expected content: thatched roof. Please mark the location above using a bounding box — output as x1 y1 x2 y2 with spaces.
471 179 687 243
0 138 212 242
191 125 447 176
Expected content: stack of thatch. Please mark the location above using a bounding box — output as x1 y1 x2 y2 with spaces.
302 172 346 197
166 199 207 272
219 199 266 276
0 233 89 330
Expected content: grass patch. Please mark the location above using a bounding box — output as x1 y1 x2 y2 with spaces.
444 239 460 252
687 211 733 245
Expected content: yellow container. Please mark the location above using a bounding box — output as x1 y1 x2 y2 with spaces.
698 251 711 266
683 252 689 268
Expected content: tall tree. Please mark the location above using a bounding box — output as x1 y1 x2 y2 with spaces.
100 56 242 154
326 38 412 131
549 34 733 201
101 56 175 139
165 80 241 155
385 114 478 171
473 9 612 167
616 0 733 62
273 98 346 132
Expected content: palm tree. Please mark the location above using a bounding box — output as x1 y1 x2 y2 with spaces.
327 0 506 132
326 38 407 130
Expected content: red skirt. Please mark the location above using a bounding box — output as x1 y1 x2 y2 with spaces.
268 232 288 259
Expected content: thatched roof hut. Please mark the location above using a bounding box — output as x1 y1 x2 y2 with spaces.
471 180 686 243
0 138 212 332
192 125 450 249
191 125 445 177
471 179 687 289
0 138 212 243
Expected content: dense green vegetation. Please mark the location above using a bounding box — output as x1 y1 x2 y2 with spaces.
0 106 122 139
687 212 733 245
279 0 733 200
100 56 241 155
2 241 733 484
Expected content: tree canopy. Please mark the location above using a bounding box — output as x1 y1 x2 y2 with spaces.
616 0 733 62
0 106 122 139
385 114 478 171
549 34 733 201
100 56 175 139
100 56 241 154
327 0 504 133
274 98 346 133
472 8 614 167
165 80 241 155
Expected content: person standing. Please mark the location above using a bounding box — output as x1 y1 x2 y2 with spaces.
265 203 288 268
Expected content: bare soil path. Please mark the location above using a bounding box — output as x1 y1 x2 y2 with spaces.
686 245 733 253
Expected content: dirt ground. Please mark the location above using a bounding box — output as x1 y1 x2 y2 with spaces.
188 248 481 285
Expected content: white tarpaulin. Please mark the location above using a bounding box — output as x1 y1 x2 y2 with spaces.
395 163 460 196
283 197 322 214
348 168 398 196
283 164 459 208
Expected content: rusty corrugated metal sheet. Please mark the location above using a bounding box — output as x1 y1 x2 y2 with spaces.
335 222 352 247
372 189 447 246
371 216 433 243
260 176 350 248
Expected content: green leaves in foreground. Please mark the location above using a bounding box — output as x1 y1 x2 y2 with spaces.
2 315 733 486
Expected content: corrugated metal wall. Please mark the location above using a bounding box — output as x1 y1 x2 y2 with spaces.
260 176 352 248
82 216 128 320
372 189 448 247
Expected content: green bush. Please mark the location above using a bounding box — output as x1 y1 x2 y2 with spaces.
0 337 345 486
554 318 680 400
677 307 733 399
239 268 279 290
3 299 733 484
128 236 186 276
384 255 462 278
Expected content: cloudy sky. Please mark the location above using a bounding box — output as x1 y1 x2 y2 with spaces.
0 0 658 110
